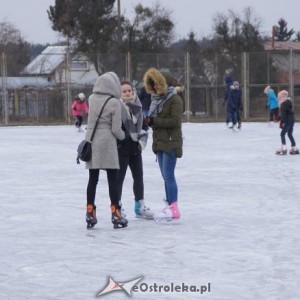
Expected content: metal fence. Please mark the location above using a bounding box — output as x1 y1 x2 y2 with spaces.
1 50 300 125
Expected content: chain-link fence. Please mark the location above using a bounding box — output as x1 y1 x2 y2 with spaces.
1 50 300 125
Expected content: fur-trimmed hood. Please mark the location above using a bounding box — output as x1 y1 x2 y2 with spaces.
143 68 169 96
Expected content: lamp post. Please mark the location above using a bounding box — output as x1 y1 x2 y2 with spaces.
117 0 121 46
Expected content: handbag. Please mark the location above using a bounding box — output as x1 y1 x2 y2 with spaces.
76 96 113 164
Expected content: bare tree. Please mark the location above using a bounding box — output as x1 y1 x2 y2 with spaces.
122 2 175 53
213 7 263 53
0 21 30 76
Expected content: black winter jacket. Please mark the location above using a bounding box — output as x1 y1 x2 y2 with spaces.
280 99 294 123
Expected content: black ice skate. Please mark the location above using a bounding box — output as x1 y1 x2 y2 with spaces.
111 205 128 229
86 204 97 229
275 149 287 155
289 148 299 155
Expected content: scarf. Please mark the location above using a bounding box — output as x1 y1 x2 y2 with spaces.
148 86 177 117
120 92 143 141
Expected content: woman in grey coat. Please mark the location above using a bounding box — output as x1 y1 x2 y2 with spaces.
85 72 128 229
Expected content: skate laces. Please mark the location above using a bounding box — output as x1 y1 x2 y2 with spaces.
161 205 171 215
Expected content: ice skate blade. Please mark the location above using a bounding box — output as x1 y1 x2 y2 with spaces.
113 223 128 229
87 223 96 229
86 217 97 229
154 218 181 225
135 214 154 220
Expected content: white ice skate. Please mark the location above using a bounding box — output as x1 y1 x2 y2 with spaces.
275 146 287 155
289 147 299 155
155 201 181 224
135 200 154 220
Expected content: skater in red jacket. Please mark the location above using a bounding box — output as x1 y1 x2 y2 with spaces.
71 93 89 132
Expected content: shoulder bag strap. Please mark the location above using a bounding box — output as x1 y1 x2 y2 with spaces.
90 96 114 142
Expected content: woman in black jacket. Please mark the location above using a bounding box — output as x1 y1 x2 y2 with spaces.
117 81 154 219
276 90 299 155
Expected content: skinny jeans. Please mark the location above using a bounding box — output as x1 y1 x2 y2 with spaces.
281 120 296 147
157 150 178 204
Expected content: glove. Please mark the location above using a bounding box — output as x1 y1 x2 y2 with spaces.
265 105 268 109
73 107 77 111
144 117 154 127
279 122 284 129
240 107 243 112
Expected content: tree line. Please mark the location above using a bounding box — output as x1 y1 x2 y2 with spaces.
0 0 299 76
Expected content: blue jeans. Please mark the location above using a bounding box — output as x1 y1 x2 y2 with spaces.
281 119 296 146
157 150 178 204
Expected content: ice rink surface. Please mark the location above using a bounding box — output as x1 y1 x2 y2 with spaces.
0 122 299 300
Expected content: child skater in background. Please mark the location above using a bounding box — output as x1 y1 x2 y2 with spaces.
276 90 299 155
71 93 89 132
264 86 279 126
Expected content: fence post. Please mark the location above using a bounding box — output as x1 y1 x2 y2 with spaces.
289 49 294 99
65 50 71 123
1 52 9 125
126 52 132 82
242 52 249 121
185 51 190 122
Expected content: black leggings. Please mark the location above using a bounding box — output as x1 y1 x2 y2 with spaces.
117 152 144 201
75 116 83 127
270 108 279 122
87 169 119 207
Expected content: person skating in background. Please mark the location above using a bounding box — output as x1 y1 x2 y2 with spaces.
227 81 242 131
223 75 234 128
264 86 279 126
85 72 128 229
276 90 299 155
71 93 89 132
143 68 183 223
117 80 154 219
138 85 151 117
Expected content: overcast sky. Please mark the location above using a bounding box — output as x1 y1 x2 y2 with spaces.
0 0 299 44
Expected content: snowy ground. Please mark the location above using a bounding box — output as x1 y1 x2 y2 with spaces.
0 122 299 300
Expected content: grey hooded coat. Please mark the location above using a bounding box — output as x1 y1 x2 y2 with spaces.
85 72 125 169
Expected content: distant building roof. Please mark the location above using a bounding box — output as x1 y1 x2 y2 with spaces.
0 77 53 89
22 46 67 75
264 41 300 51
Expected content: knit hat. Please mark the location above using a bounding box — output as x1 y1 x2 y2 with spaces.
78 93 85 100
233 81 239 89
225 75 233 85
278 90 289 104
264 86 271 94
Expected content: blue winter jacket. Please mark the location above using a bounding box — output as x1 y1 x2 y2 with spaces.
227 88 242 112
224 76 233 103
266 90 279 110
